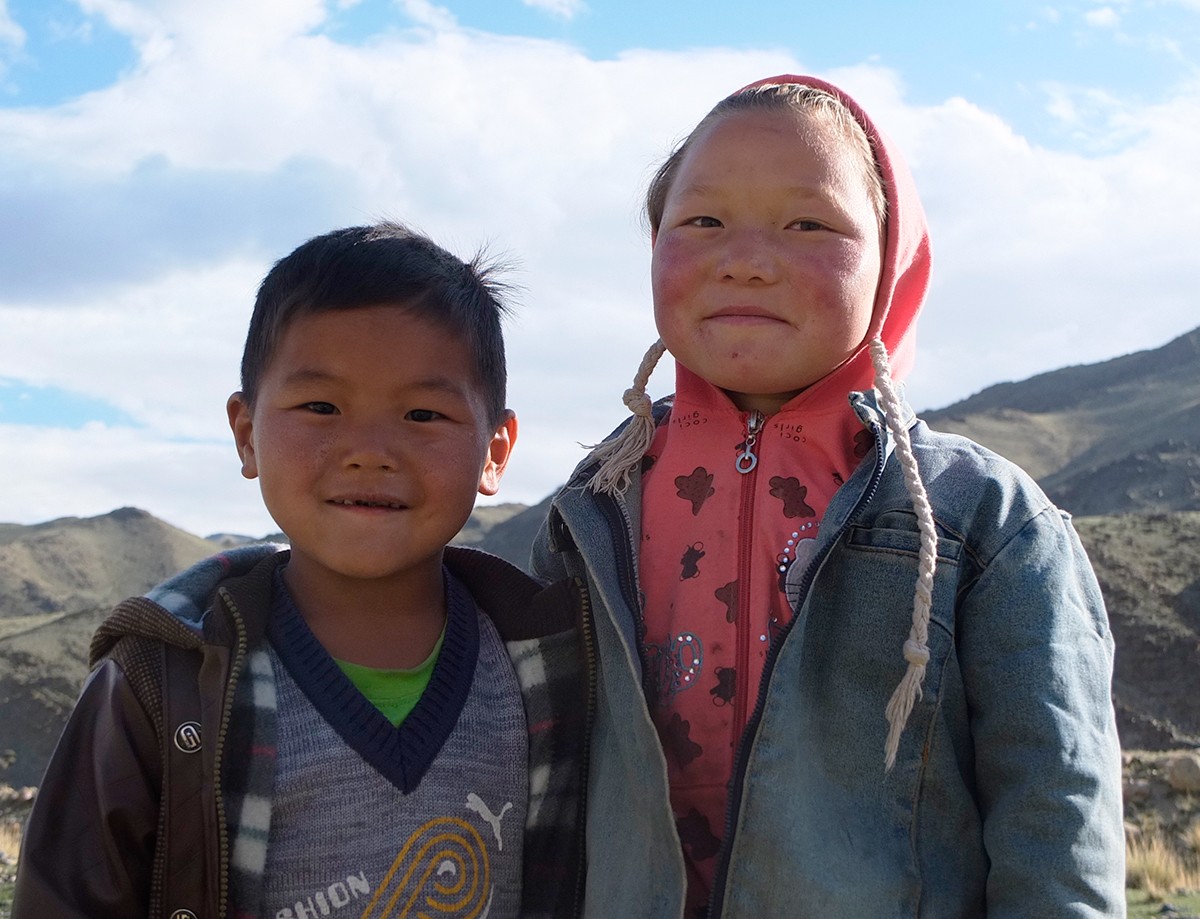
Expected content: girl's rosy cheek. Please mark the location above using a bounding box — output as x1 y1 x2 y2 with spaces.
651 236 699 306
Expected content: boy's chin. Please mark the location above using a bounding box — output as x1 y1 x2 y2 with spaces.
287 544 445 584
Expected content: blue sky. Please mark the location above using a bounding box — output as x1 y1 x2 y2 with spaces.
8 0 1200 146
1 0 1198 534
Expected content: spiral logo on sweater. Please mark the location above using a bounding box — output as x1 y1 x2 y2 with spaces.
358 817 491 919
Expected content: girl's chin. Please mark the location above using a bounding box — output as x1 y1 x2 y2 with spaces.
720 386 805 414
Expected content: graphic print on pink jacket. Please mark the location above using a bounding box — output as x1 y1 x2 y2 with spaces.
635 74 932 904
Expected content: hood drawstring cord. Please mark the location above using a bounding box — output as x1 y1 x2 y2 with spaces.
588 339 667 496
869 338 937 771
589 336 937 771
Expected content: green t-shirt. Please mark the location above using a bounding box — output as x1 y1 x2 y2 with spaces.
334 627 445 727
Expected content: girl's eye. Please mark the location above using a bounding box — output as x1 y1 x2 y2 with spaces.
790 219 827 231
406 409 443 422
303 401 338 415
687 216 722 228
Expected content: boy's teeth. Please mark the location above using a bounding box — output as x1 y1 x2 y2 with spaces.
336 499 401 508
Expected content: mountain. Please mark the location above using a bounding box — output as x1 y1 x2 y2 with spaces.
459 494 555 567
449 502 529 551
923 326 1200 515
0 507 219 627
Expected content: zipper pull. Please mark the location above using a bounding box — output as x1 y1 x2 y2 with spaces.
736 410 764 474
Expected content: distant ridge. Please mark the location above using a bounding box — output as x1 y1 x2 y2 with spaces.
0 507 218 620
924 326 1200 515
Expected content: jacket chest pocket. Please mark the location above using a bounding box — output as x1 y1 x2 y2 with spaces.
796 512 964 729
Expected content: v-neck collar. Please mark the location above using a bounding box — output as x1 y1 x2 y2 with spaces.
266 567 480 794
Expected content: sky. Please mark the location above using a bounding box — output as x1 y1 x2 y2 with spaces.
1 0 1199 537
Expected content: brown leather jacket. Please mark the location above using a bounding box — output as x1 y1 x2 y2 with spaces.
13 547 590 919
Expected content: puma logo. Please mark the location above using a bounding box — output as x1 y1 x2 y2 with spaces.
465 793 513 851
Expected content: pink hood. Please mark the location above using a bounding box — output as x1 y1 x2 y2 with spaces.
742 74 932 398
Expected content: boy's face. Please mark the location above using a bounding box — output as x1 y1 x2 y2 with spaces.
651 108 883 413
227 305 516 584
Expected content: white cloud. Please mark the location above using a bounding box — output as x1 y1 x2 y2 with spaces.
0 0 25 57
1085 6 1121 28
520 0 586 19
0 422 266 536
1 1 1199 533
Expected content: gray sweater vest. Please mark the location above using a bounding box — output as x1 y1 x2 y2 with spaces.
261 575 528 919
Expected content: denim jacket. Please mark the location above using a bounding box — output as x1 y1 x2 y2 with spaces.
532 390 1125 919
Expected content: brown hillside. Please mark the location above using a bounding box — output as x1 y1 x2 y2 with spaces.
0 607 110 788
924 327 1200 515
1074 512 1200 750
0 507 217 620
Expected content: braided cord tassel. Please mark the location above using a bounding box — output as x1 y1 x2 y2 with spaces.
588 340 668 496
869 338 938 771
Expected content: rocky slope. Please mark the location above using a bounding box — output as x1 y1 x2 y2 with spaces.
923 326 1200 516
1075 513 1200 749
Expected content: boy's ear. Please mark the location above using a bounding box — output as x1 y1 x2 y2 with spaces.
227 392 259 480
478 410 518 497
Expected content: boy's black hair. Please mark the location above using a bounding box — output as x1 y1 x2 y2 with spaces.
241 222 511 424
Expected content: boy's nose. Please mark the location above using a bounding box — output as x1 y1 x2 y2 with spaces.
341 424 401 471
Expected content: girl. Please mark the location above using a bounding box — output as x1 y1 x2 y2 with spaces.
533 76 1124 918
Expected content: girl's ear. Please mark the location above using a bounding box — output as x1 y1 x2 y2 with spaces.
478 411 519 497
227 392 259 479
651 228 658 248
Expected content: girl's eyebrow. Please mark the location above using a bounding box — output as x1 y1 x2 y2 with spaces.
675 182 833 200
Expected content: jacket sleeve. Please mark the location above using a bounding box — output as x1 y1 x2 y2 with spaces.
13 658 161 919
957 506 1125 917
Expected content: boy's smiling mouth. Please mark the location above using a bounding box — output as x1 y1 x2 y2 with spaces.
328 497 409 510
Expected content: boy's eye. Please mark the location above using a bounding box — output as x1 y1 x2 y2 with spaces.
303 401 338 415
686 216 723 228
406 409 443 422
790 219 827 231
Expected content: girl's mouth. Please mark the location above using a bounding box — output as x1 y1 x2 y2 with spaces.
707 308 784 326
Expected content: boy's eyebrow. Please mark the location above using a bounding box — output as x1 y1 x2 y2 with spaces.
408 376 473 396
281 368 470 396
282 369 340 385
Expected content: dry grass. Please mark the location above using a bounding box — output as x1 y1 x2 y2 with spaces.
0 822 19 863
1183 817 1200 858
1127 821 1200 900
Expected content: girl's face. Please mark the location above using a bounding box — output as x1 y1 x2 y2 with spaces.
651 108 883 414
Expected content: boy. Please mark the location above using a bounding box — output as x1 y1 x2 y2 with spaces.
14 223 592 919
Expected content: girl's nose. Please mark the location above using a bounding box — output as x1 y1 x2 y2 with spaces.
718 229 779 283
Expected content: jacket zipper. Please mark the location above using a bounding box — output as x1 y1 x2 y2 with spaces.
733 410 764 738
571 577 599 919
707 417 887 918
214 587 250 919
594 489 647 657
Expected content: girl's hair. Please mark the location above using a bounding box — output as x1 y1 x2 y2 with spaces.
645 83 887 235
591 81 938 773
